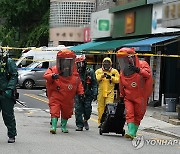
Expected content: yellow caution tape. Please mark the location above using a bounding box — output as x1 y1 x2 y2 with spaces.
0 46 58 51
82 51 180 58
0 46 29 50
1 46 180 58
135 53 180 58
12 58 55 62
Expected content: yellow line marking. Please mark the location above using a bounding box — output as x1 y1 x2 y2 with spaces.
24 94 49 104
24 94 98 121
90 117 98 123
24 94 98 123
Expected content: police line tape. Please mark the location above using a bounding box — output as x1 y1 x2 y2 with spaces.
0 46 58 51
1 46 180 58
12 58 102 65
11 53 180 64
12 58 55 62
0 46 30 50
80 51 180 58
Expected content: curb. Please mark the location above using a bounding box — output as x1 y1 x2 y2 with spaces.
152 111 180 125
143 127 180 139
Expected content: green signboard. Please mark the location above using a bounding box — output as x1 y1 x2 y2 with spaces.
98 19 110 31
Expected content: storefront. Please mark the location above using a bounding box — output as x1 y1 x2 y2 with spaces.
108 0 180 105
162 0 180 28
70 0 180 105
161 0 180 104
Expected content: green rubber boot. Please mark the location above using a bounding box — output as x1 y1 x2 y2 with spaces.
50 118 58 134
125 123 136 140
61 119 69 133
134 124 139 137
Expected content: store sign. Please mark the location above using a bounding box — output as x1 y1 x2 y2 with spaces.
152 3 180 34
98 19 110 31
84 27 91 42
125 12 135 34
91 9 113 39
162 1 180 27
153 51 161 101
163 1 180 20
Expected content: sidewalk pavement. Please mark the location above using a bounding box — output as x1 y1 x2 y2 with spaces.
91 101 180 139
39 92 180 139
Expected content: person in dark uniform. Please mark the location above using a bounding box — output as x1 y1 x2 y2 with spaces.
75 55 98 131
0 50 18 143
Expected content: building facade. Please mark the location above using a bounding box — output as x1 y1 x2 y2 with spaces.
92 0 180 105
96 0 115 11
49 0 96 46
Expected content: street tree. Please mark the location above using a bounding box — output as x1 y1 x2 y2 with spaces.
0 0 50 48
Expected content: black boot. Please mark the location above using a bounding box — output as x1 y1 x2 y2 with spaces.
76 127 83 131
8 137 15 143
84 120 89 130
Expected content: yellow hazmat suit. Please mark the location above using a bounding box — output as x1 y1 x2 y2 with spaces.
95 57 120 124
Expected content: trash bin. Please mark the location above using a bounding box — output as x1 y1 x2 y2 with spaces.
165 98 176 112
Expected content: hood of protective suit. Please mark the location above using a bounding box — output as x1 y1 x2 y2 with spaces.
57 49 76 59
102 57 112 71
102 57 112 65
116 48 140 76
56 49 76 77
75 55 86 73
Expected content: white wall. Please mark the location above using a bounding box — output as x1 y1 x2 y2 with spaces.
151 3 180 34
90 9 114 39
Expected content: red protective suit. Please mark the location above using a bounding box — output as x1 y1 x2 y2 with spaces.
117 48 153 126
44 53 84 120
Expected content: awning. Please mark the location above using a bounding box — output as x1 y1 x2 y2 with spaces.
83 38 142 51
69 41 106 52
123 35 180 51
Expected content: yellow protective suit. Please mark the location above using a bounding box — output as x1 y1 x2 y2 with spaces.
95 57 120 124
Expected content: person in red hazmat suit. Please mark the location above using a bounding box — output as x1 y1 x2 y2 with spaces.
95 57 120 127
43 49 84 134
116 48 153 140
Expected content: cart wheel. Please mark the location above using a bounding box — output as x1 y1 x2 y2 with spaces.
99 128 103 135
122 129 125 136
